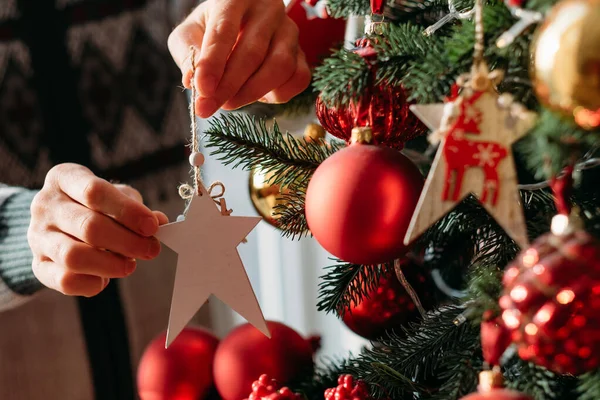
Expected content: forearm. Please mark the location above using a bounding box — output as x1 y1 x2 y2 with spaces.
0 185 43 312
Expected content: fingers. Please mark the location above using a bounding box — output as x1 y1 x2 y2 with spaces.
194 1 247 98
49 164 159 237
32 259 109 298
30 231 136 278
153 211 170 225
222 19 299 110
50 196 161 260
168 13 206 88
259 48 312 104
114 184 143 203
194 3 284 117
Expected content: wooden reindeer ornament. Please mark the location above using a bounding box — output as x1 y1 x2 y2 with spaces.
404 0 537 249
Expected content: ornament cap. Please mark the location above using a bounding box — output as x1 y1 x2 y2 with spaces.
351 127 373 144
478 367 504 393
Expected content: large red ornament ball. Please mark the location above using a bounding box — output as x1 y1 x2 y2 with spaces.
461 389 533 400
213 321 315 400
137 327 219 400
342 262 432 340
305 134 424 265
315 85 424 150
286 0 346 68
499 230 600 375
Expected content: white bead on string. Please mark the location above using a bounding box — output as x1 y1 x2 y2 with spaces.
189 152 205 168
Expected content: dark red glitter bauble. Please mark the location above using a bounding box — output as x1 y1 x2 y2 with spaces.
342 261 432 340
315 41 425 149
499 230 600 375
315 84 424 150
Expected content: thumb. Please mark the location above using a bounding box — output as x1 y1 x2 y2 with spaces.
114 184 144 204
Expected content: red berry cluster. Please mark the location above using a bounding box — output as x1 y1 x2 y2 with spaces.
324 374 371 400
245 374 302 400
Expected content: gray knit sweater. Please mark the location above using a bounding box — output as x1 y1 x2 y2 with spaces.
0 185 41 311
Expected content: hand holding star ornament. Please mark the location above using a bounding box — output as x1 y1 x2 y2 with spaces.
404 59 537 248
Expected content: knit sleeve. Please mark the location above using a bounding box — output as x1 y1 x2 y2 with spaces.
0 186 43 312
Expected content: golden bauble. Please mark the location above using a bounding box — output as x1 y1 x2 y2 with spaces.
248 167 290 228
248 122 327 229
531 0 600 129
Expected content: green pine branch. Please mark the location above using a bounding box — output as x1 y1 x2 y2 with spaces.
273 186 310 239
313 49 371 108
316 262 387 316
504 357 568 400
202 113 344 188
425 344 482 400
578 369 600 400
349 304 478 399
325 0 370 19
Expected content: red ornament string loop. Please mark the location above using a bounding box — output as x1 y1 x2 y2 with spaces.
550 165 574 215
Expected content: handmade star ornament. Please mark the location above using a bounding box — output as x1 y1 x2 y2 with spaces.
404 63 537 249
156 181 269 347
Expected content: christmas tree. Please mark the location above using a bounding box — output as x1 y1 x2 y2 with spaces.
200 0 600 398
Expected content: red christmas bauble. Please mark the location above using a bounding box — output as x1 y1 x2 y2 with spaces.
305 133 424 264
286 0 346 68
137 326 219 400
499 229 600 375
213 321 315 400
315 85 424 150
461 389 533 400
342 262 432 340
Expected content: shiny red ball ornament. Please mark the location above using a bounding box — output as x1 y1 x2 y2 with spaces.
244 374 303 400
342 262 432 340
315 86 424 150
499 229 600 375
461 369 532 400
315 41 425 150
137 327 219 400
286 0 346 67
324 375 372 400
461 389 533 400
305 127 424 265
213 321 315 400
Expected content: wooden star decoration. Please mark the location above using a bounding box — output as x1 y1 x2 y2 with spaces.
404 69 537 249
156 186 269 347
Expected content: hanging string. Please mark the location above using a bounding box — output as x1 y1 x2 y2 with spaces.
394 259 427 317
189 47 203 196
473 0 484 68
178 46 205 200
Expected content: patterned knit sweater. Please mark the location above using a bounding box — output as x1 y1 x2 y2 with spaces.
0 1 211 399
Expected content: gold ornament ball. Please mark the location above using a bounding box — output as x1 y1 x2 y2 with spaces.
248 167 289 228
531 0 600 129
248 123 327 229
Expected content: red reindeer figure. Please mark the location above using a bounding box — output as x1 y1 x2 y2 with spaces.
442 91 508 206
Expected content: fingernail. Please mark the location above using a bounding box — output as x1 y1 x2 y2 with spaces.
196 97 219 118
125 259 137 275
140 216 158 236
200 74 218 97
146 238 161 258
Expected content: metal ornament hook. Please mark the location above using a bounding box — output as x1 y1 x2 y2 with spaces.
423 0 475 36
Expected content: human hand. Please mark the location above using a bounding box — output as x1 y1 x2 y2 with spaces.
168 0 311 118
28 164 168 297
